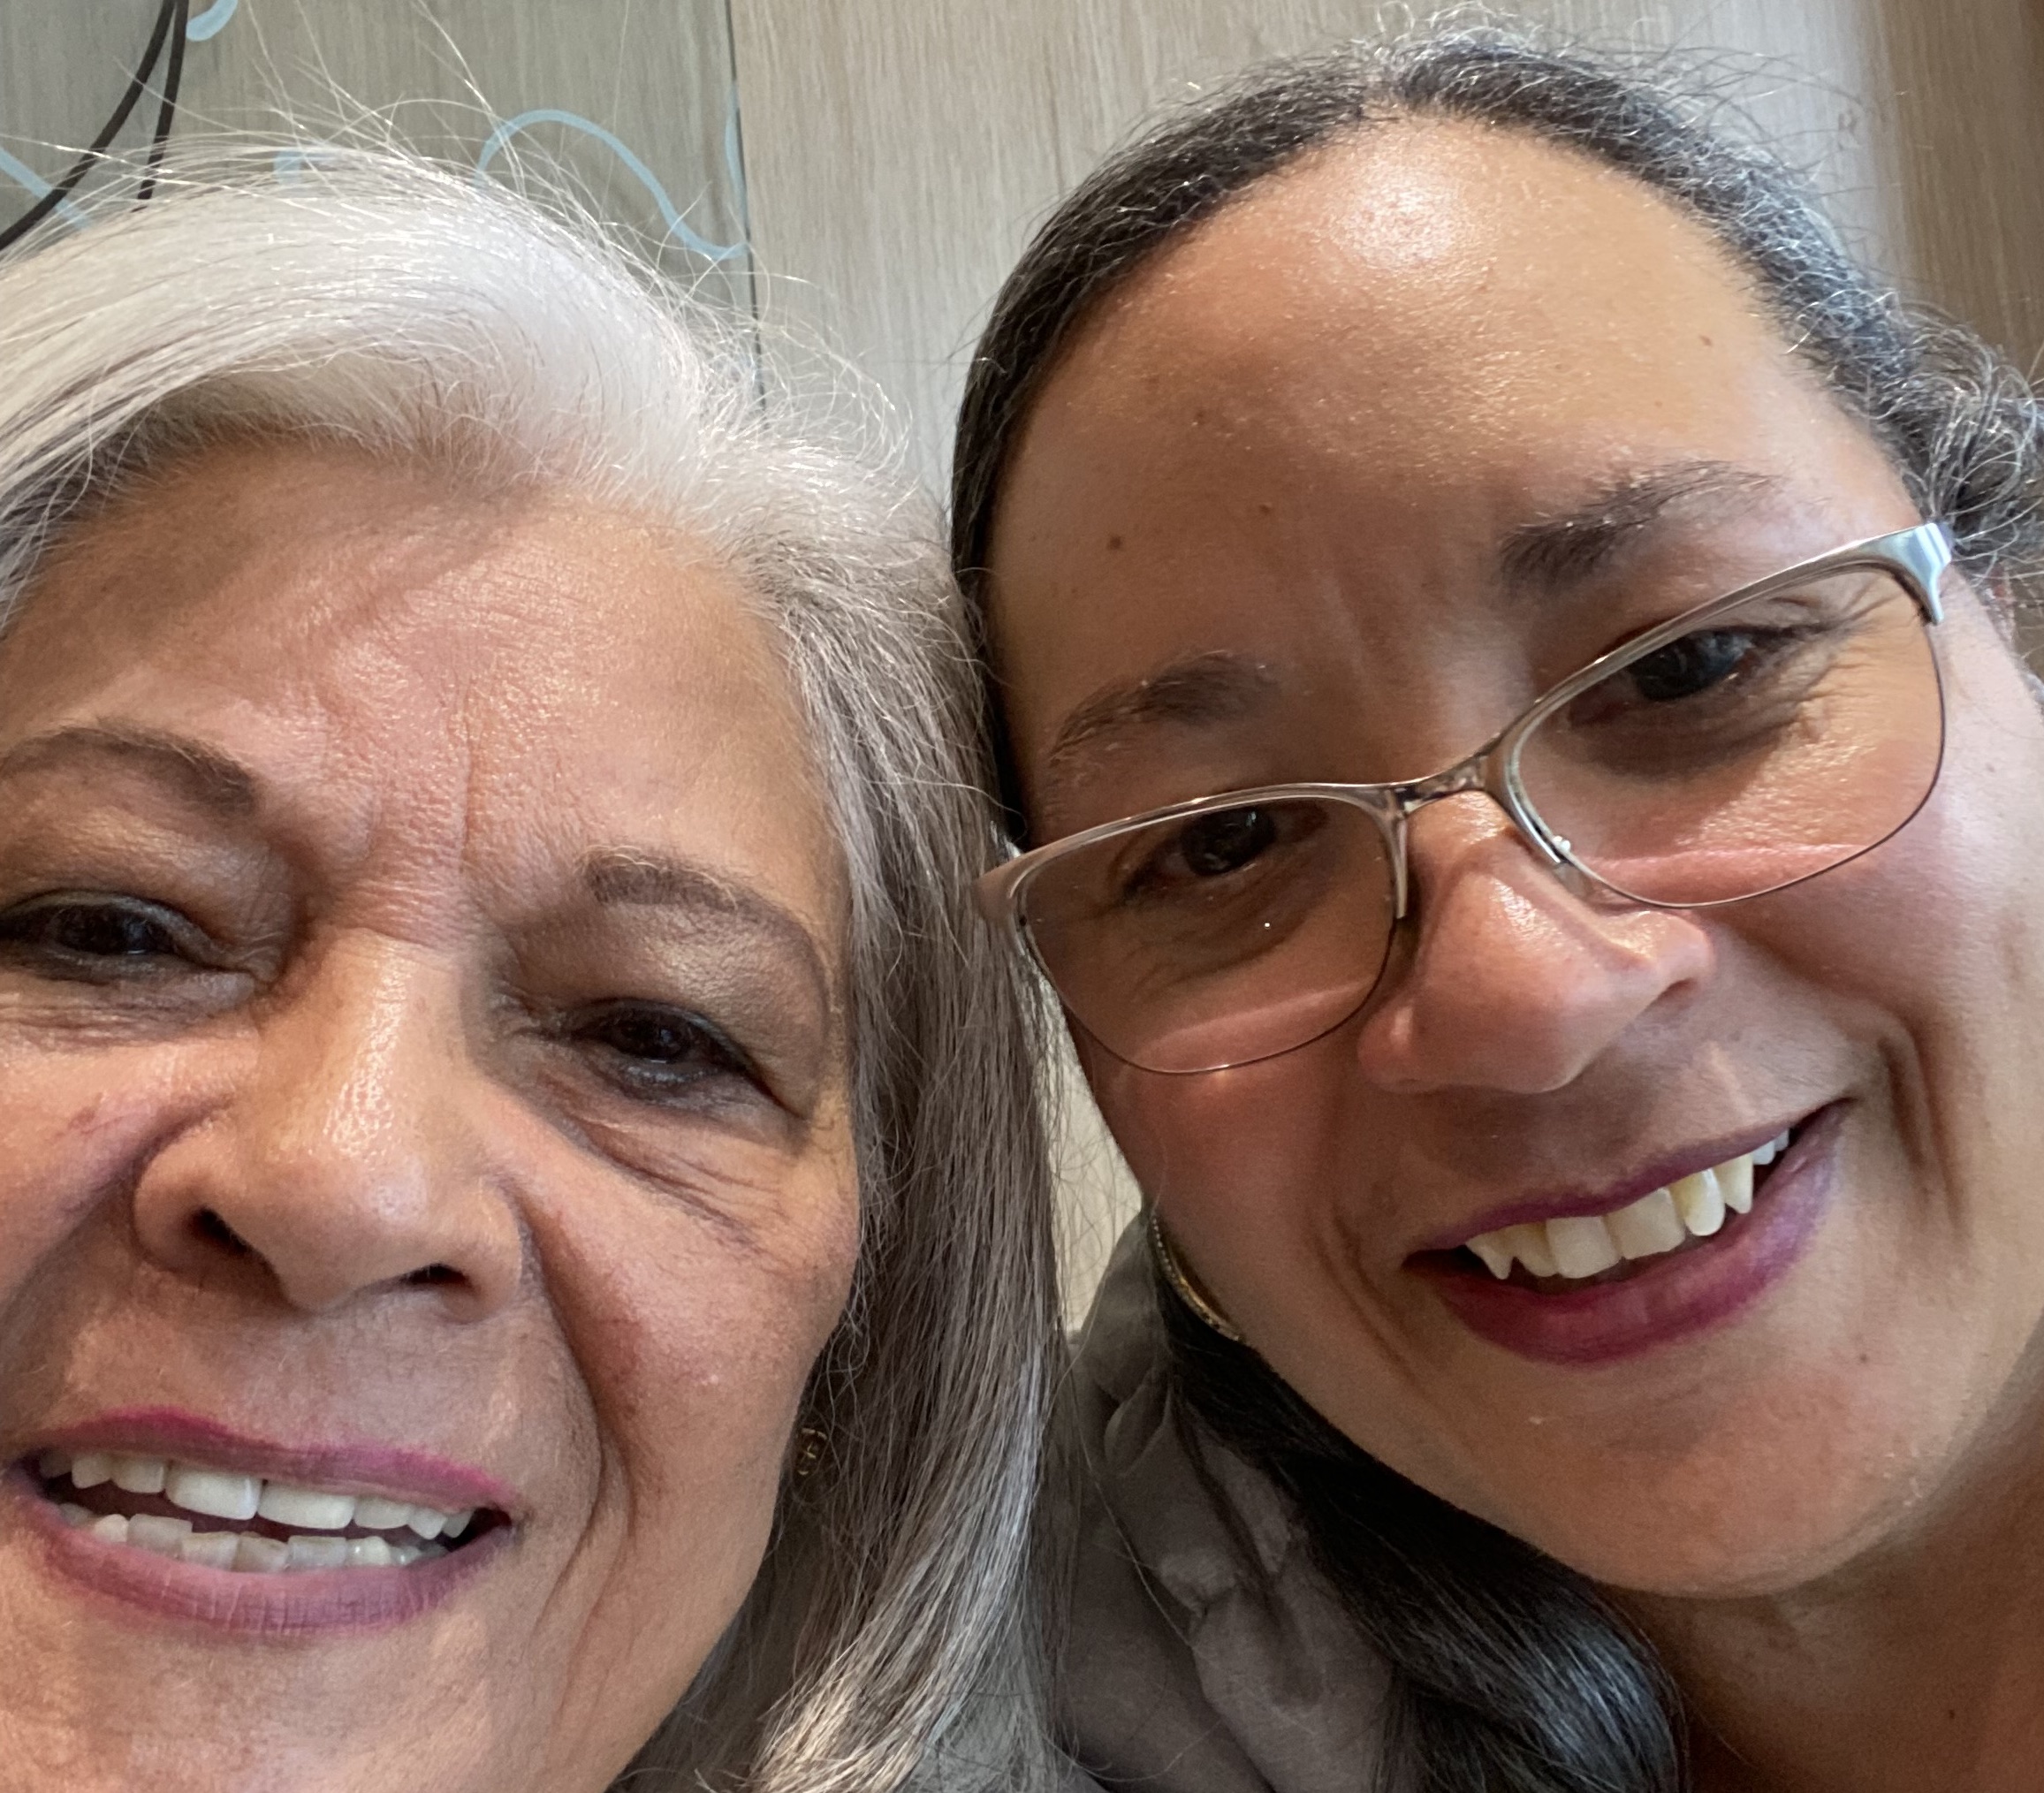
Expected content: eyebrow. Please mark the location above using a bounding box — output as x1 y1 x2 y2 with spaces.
1044 650 1280 776
581 847 833 1005
1498 460 1782 593
0 722 260 816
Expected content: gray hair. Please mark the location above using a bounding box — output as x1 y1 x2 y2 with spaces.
0 148 1061 1793
951 19 2044 1793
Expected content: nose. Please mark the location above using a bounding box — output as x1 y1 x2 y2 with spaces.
132 932 524 1317
1353 795 1713 1094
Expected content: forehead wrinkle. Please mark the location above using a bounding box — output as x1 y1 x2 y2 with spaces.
1498 460 1782 594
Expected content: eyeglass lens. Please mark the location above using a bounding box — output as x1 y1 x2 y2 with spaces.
1516 565 1941 906
1020 561 1941 1074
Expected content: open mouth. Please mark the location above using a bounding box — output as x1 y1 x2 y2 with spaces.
26 1449 508 1575
1450 1127 1799 1291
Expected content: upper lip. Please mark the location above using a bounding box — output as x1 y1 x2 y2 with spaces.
19 1407 518 1515
1410 1115 1814 1257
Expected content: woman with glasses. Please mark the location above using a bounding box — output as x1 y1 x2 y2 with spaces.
954 26 2044 1793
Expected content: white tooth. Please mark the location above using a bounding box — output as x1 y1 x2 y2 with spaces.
1501 1223 1558 1280
407 1507 448 1540
87 1513 130 1546
232 1534 292 1574
1674 1168 1727 1237
347 1535 395 1568
1717 1154 1755 1215
165 1465 260 1523
257 1484 356 1531
1607 1187 1687 1260
1466 1232 1516 1280
57 1502 93 1528
1753 1130 1791 1166
353 1495 414 1531
1546 1214 1622 1279
418 1542 448 1561
391 1542 422 1567
69 1451 113 1490
110 1455 169 1495
286 1534 350 1571
442 1509 475 1540
179 1531 239 1569
36 1449 72 1479
126 1514 193 1556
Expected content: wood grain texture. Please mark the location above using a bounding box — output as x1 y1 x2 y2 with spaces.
728 0 1938 487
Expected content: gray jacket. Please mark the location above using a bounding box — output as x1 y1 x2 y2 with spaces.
1055 1223 1388 1791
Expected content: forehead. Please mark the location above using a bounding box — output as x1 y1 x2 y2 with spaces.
989 121 1911 802
1025 118 1805 460
0 444 840 930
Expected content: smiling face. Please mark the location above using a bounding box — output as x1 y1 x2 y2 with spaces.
986 122 2044 1599
0 444 859 1790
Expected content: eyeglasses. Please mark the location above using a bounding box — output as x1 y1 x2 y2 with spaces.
976 522 1953 1075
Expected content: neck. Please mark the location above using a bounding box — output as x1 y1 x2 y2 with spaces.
1619 1389 2044 1792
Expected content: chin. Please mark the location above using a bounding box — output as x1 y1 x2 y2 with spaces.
1463 1416 1956 1603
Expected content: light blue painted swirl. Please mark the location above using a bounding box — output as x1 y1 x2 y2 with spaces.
474 107 745 262
187 0 239 42
0 147 88 228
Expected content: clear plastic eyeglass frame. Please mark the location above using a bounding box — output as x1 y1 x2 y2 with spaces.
975 520 1953 1007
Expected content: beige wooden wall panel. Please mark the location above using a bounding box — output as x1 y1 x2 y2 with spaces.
729 0 1905 489
727 0 2044 1311
1874 0 2044 373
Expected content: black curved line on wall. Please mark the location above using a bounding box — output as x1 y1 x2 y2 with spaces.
0 0 189 253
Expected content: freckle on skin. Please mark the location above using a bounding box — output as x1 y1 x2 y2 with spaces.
1106 534 1124 551
65 1096 109 1135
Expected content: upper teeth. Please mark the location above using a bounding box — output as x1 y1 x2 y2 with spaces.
1462 1133 1790 1283
35 1450 473 1543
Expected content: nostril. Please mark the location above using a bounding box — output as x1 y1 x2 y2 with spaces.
194 1209 253 1256
405 1263 461 1288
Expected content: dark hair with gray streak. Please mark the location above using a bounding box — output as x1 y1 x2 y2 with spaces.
951 20 2044 1793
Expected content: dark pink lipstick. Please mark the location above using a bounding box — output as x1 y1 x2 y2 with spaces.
1414 1106 1840 1365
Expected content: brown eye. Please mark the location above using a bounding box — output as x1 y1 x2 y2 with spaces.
1177 807 1280 878
570 1001 762 1097
0 894 201 969
1622 630 1754 703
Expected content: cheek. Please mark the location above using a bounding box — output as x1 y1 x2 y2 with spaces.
530 1153 861 1557
1085 1029 1366 1250
0 1035 232 1299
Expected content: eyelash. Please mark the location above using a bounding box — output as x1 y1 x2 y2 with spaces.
0 891 217 978
0 894 772 1110
562 1001 766 1101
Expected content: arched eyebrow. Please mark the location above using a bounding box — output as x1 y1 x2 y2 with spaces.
0 722 258 816
580 847 832 1011
1045 650 1279 775
1498 460 1782 593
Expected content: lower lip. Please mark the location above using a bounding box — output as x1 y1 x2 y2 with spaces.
1419 1109 1839 1366
2 1465 504 1635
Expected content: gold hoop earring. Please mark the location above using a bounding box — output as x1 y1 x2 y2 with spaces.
1148 1208 1243 1343
791 1425 828 1479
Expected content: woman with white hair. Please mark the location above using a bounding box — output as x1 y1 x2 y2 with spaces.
0 150 1068 1793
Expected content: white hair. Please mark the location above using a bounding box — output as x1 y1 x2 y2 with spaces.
0 148 1063 1793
